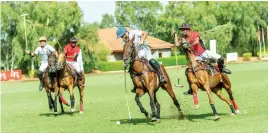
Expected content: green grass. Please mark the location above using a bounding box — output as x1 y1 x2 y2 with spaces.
2 62 268 133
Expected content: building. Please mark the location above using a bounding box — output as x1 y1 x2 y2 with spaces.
98 27 174 62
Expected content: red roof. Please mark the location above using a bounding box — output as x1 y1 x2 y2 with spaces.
98 27 174 53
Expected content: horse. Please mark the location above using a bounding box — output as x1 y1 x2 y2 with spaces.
122 37 184 122
56 51 85 114
180 39 239 120
42 53 69 114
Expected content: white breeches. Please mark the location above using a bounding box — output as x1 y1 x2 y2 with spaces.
137 44 153 61
66 61 82 73
195 50 221 61
39 62 48 72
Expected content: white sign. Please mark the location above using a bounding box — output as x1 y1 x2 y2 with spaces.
209 40 217 54
226 52 238 62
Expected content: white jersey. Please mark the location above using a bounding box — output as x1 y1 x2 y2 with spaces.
34 44 55 63
128 30 142 48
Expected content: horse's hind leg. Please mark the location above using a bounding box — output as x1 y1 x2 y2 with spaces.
162 82 184 119
78 86 84 114
212 86 236 115
135 89 150 119
222 74 239 113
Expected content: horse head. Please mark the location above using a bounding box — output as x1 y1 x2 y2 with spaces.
48 52 57 73
122 37 136 68
56 50 66 71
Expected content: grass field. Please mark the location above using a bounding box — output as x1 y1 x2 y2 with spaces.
1 62 268 133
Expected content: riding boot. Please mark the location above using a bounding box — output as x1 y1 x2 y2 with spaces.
149 59 167 84
217 57 232 74
183 68 193 95
37 70 44 91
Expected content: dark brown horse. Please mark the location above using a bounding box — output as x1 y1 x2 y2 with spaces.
122 38 183 122
56 51 85 114
42 53 69 114
180 39 239 120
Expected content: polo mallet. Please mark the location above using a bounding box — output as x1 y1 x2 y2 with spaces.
172 26 184 88
124 68 132 122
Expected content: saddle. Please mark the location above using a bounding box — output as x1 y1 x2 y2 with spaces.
129 59 156 76
198 61 221 76
66 64 79 85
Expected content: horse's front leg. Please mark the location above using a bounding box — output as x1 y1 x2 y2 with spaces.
46 89 53 112
78 86 84 114
53 87 59 115
68 85 75 112
135 89 149 118
148 88 157 122
204 84 220 121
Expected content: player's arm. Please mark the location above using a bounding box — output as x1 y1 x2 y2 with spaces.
25 49 37 57
138 31 148 45
190 36 200 46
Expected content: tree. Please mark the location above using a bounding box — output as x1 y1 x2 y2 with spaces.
115 1 162 33
100 14 115 29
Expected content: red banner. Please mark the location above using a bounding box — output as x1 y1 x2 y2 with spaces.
0 69 22 81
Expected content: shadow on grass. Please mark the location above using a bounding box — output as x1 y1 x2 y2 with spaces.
184 113 230 122
39 111 79 117
111 115 183 126
111 112 230 125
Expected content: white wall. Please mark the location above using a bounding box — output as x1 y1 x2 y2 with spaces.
152 49 172 59
107 48 172 62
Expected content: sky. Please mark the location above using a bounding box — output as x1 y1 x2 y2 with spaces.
77 1 168 23
77 1 116 23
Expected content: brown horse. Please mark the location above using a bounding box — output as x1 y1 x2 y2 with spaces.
42 53 69 114
122 38 183 122
180 40 239 120
56 51 85 114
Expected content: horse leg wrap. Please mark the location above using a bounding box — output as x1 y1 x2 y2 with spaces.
156 103 161 119
230 105 236 114
193 93 198 105
80 103 83 112
210 104 218 116
59 95 68 105
232 100 239 110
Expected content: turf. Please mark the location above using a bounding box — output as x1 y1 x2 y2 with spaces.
1 62 268 133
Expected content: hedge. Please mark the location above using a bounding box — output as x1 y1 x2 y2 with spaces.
242 52 252 61
95 55 187 72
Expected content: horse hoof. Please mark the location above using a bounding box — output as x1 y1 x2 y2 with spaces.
71 108 75 112
177 111 184 119
235 110 240 114
79 111 83 114
151 117 157 122
214 116 220 121
195 105 200 110
54 112 58 115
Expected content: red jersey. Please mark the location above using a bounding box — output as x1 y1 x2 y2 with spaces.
64 44 80 62
183 31 205 56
